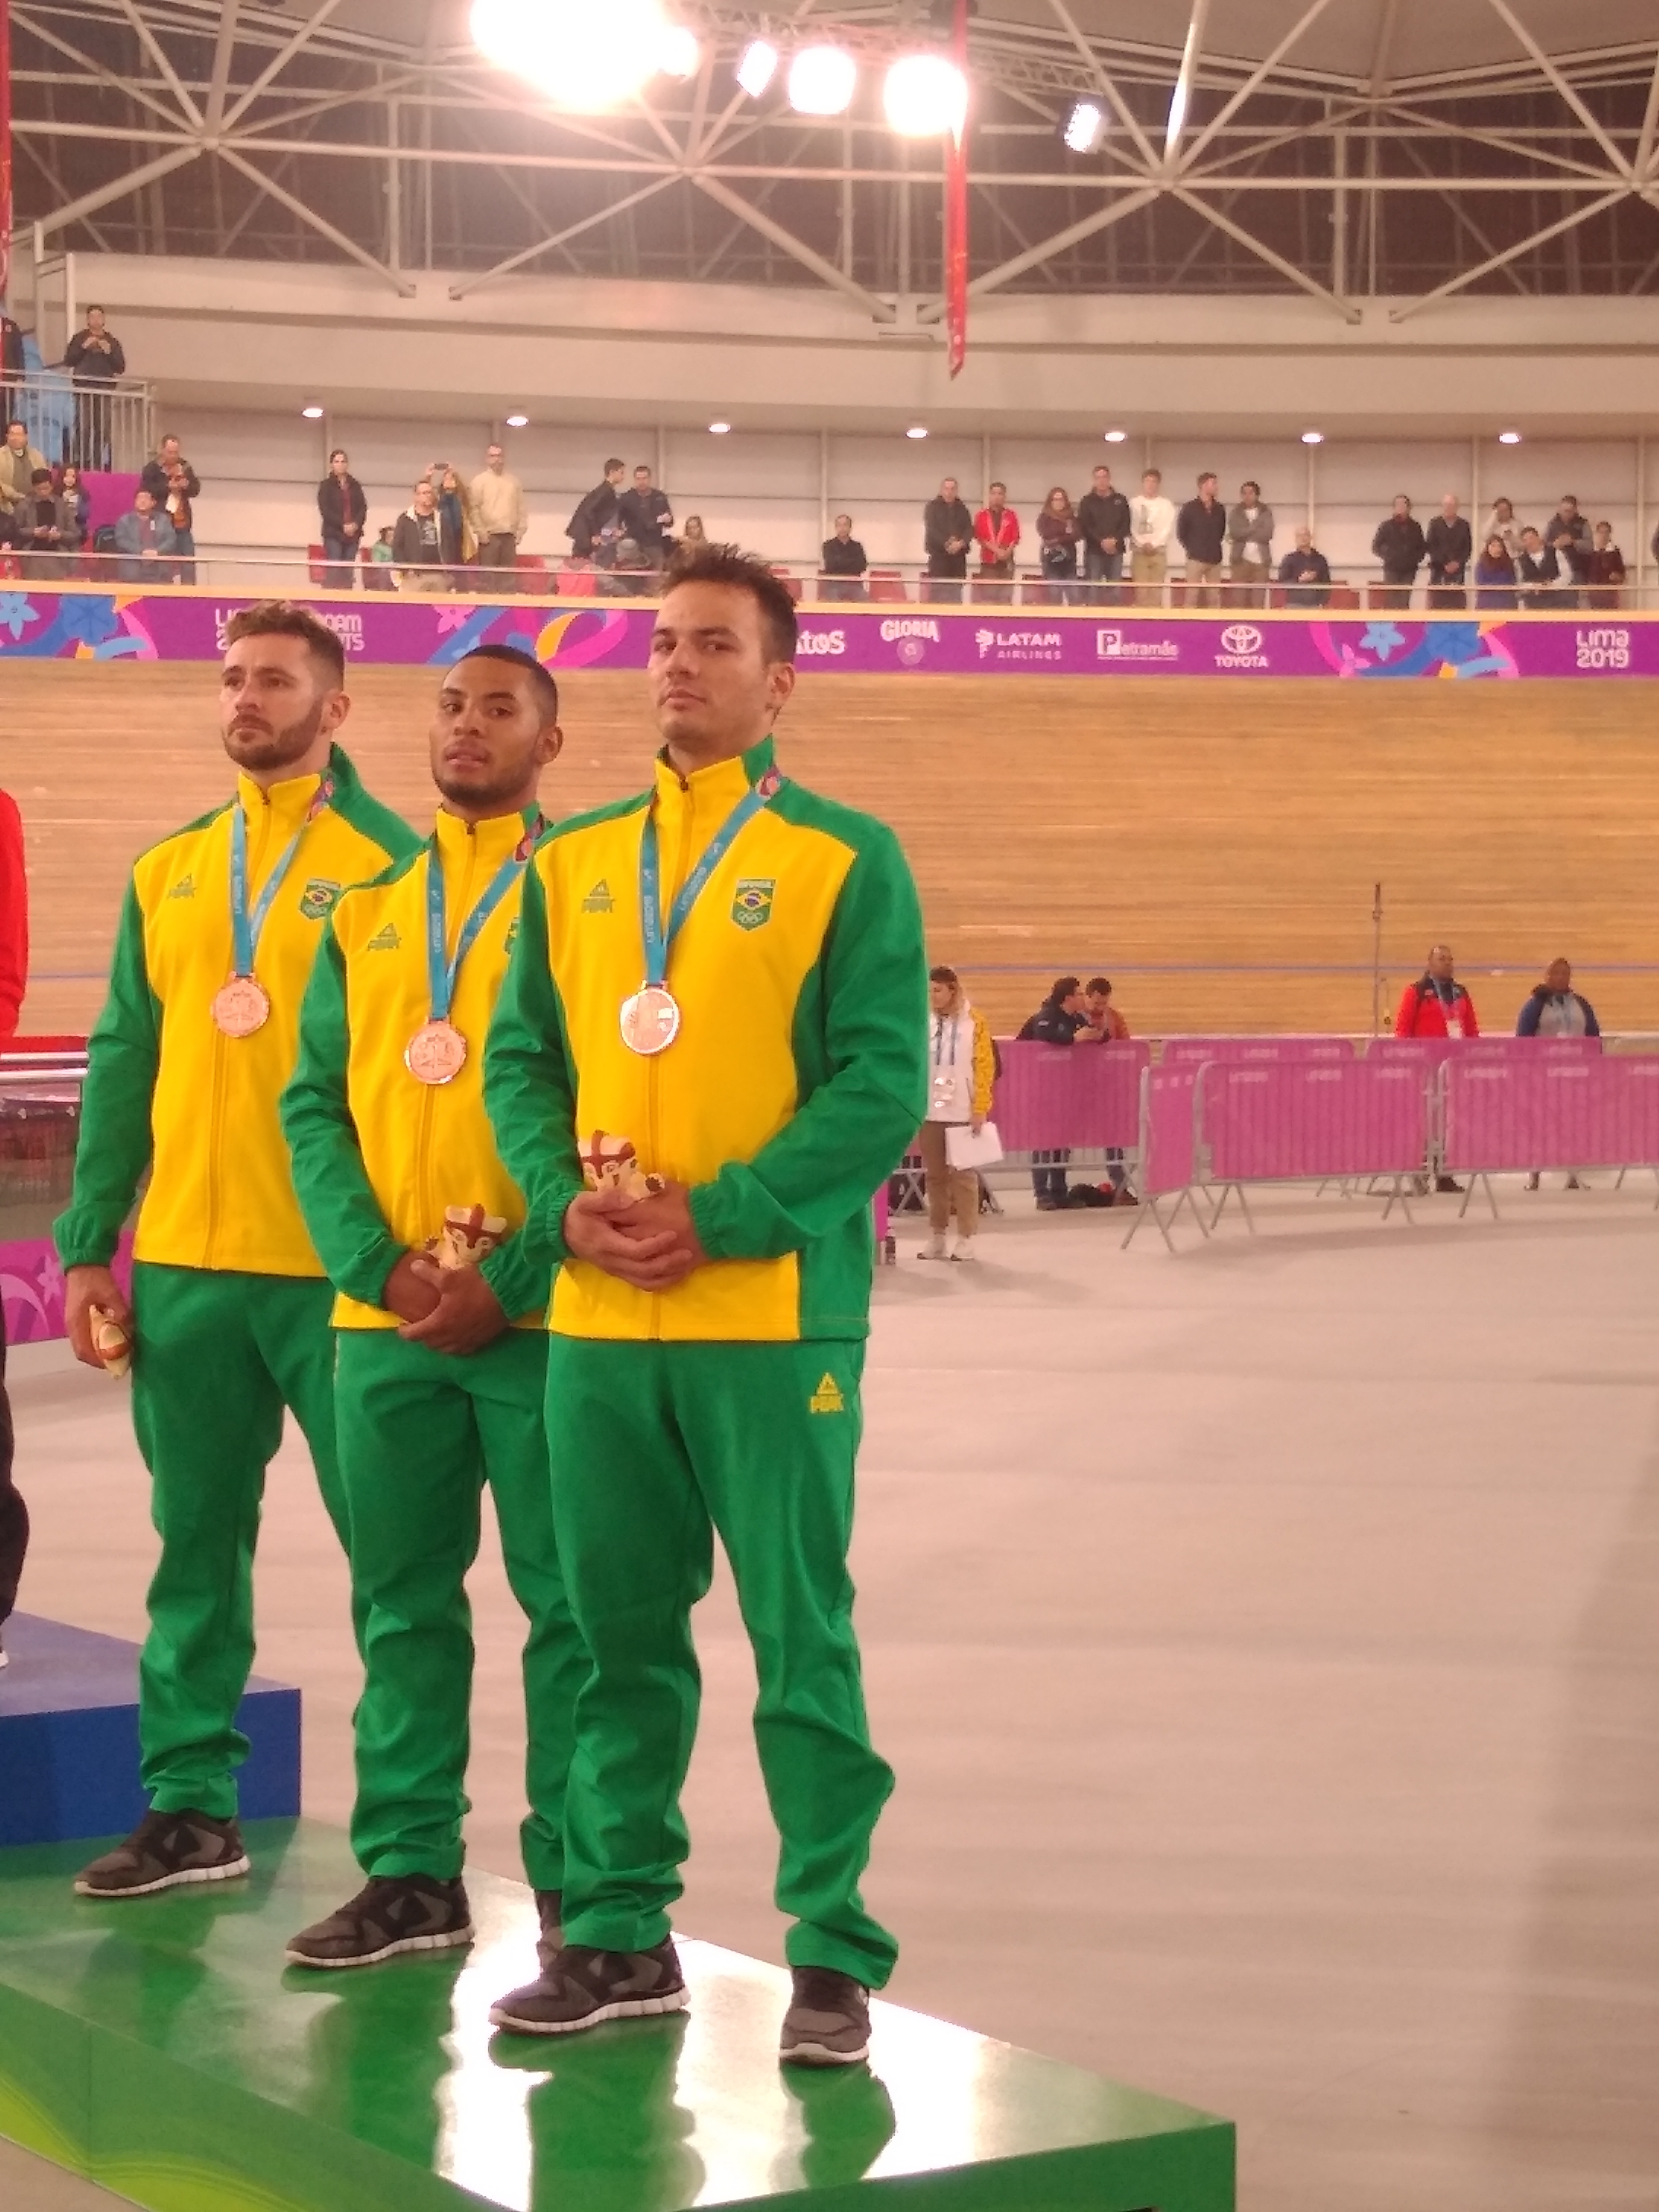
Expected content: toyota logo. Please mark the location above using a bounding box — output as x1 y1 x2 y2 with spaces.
1220 623 1263 655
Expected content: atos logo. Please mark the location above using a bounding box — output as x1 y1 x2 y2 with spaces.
1220 623 1263 655
797 628 846 657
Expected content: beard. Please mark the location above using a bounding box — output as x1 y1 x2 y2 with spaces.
435 760 531 814
222 698 329 774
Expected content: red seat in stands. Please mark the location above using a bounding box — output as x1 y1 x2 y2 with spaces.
868 568 908 602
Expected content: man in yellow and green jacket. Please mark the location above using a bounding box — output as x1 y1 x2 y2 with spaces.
54 602 419 1901
279 645 583 1971
483 547 928 2067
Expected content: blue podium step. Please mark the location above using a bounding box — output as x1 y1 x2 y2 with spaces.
0 1614 301 1846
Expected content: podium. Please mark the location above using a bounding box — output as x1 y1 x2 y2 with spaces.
0 1818 1234 2209
0 1613 301 1847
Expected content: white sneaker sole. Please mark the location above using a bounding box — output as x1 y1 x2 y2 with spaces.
285 1924 475 1970
780 2036 871 2068
488 1986 690 2036
75 1852 252 1900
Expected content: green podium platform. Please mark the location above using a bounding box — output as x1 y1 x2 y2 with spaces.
0 1819 1233 2212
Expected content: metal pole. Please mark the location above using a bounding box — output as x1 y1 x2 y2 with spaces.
1306 435 1317 535
1637 432 1647 611
0 0 11 309
1372 881 1384 1036
819 426 828 544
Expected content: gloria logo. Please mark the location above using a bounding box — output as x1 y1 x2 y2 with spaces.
797 628 846 657
1095 627 1180 664
880 617 939 644
1576 626 1630 671
1215 621 1269 669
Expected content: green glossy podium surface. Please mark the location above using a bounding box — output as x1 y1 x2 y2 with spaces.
0 1819 1233 2212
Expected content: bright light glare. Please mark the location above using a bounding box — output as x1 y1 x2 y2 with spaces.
905 424 928 440
1102 428 1127 443
300 404 324 419
1498 429 1522 444
1063 99 1105 154
471 0 668 112
883 52 968 138
787 44 857 116
1300 429 1324 445
736 38 778 97
504 413 529 427
708 421 731 434
657 22 699 79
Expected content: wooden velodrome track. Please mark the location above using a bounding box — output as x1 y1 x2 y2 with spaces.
6 660 1659 1037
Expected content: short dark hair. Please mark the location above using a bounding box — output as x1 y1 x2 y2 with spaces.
329 447 348 464
1240 481 1259 497
604 457 624 474
30 468 51 485
4 419 24 435
1143 467 1162 481
1560 493 1578 503
85 302 105 315
658 541 798 662
456 642 559 725
224 599 346 687
929 964 959 986
1085 976 1111 995
160 431 180 446
1048 975 1082 1001
989 481 1006 494
633 463 651 475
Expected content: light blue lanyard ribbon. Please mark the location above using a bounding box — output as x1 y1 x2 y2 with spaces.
424 812 542 1022
638 768 781 990
229 775 332 978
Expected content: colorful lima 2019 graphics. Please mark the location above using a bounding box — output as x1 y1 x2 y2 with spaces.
0 585 1652 677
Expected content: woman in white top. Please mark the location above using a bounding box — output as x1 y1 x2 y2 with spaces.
918 966 996 1262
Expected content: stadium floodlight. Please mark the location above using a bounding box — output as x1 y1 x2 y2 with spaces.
657 23 700 79
883 52 968 137
736 38 779 97
300 403 325 419
1300 429 1324 445
787 44 858 116
906 424 929 439
1063 99 1105 154
504 413 529 427
471 0 667 112
1498 429 1522 444
1102 428 1127 443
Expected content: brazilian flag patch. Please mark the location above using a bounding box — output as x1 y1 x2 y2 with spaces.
299 878 342 921
731 878 775 932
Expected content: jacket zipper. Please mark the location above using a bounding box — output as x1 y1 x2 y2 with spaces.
206 791 271 1269
417 835 470 1246
645 775 689 1341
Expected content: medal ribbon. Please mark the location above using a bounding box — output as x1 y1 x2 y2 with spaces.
425 811 543 1023
639 768 782 990
229 774 334 979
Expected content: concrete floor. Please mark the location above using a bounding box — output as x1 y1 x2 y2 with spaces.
5 1178 1659 2211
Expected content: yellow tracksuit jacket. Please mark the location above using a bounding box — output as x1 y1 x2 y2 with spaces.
280 805 554 1327
55 746 419 1274
484 736 929 1343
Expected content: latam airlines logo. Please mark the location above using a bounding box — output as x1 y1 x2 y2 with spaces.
1215 622 1269 670
881 615 940 668
975 627 1063 664
1095 627 1180 664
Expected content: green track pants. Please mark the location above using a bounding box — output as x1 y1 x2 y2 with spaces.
334 1327 582 1891
545 1336 897 1988
131 1262 343 1821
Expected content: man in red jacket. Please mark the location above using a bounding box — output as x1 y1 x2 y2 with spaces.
0 786 27 1662
1395 943 1479 1040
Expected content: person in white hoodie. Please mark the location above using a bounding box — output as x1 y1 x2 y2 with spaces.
1129 468 1176 607
918 966 996 1262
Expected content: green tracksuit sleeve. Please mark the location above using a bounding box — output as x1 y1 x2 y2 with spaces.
54 881 159 1269
281 925 404 1308
483 861 587 1269
689 822 928 1263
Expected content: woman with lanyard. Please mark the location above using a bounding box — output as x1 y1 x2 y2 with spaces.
280 643 585 1972
918 965 995 1262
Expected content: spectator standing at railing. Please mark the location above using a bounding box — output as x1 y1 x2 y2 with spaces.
1424 494 1472 609
1396 945 1479 1041
16 468 78 579
141 435 200 508
1519 959 1600 1191
392 478 447 592
819 513 867 602
1226 482 1274 605
917 966 995 1263
1278 528 1331 608
63 307 126 470
434 466 477 591
923 477 973 603
1036 487 1081 604
1372 496 1426 608
1016 976 1091 1210
1077 464 1131 604
470 442 528 593
1483 497 1525 561
112 487 178 585
1545 496 1591 608
566 457 624 574
1473 536 1516 611
161 465 196 584
1083 977 1132 1199
0 419 48 516
0 783 28 1667
1515 525 1562 604
618 464 674 585
973 482 1020 602
1586 522 1626 609
677 515 709 553
1176 473 1227 606
1129 468 1175 606
317 449 368 589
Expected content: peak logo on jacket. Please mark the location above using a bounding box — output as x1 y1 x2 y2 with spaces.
582 879 615 914
367 922 401 952
167 873 195 900
810 1372 846 1415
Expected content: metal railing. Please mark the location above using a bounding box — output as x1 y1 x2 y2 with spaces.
1 372 157 475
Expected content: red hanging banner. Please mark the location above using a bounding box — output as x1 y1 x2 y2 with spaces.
944 0 969 377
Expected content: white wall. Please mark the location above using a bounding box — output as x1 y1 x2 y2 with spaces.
179 404 1659 578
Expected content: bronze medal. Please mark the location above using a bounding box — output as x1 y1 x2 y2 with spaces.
619 984 682 1056
405 1018 468 1085
211 976 272 1038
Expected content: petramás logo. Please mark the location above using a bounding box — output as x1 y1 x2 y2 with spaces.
1576 626 1630 671
1095 627 1180 665
797 628 846 657
975 626 1063 663
1215 621 1268 670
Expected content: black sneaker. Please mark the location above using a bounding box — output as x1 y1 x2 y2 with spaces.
534 1888 563 1970
489 1939 687 2036
780 1967 871 2068
285 1874 474 1969
1435 1176 1464 1195
75 1809 251 1899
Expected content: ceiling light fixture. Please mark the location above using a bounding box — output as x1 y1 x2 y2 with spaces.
736 37 778 97
787 44 857 116
1300 429 1324 445
883 52 968 138
1063 99 1105 154
656 22 699 79
1102 428 1127 443
906 424 928 439
1497 429 1522 444
504 413 529 428
471 0 666 112
708 420 731 434
301 403 325 419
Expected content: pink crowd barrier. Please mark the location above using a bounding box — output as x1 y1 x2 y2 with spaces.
1442 1055 1659 1179
992 1039 1149 1151
1122 1065 1204 1249
1198 1060 1430 1183
1370 1034 1601 1068
1161 1035 1355 1067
